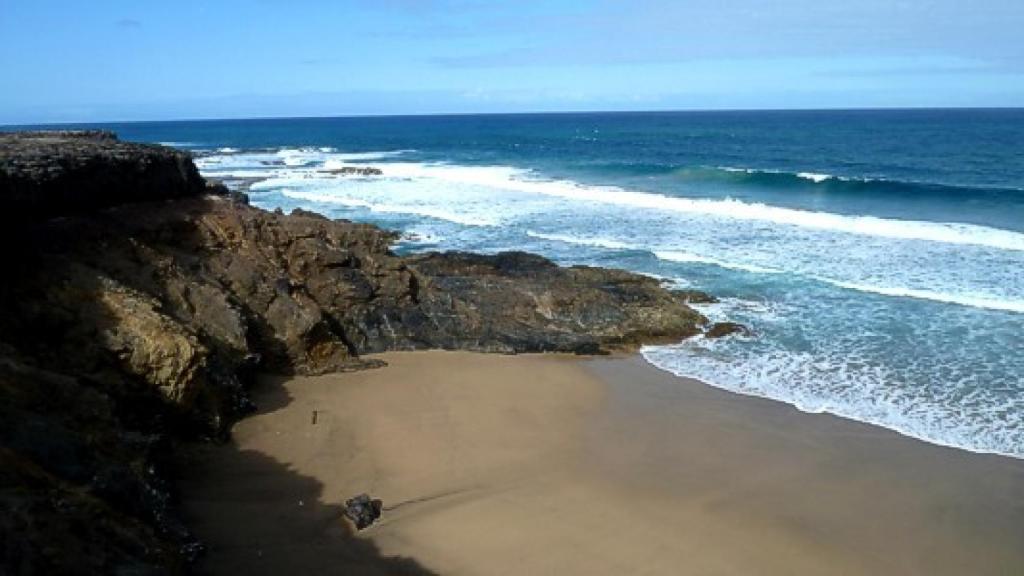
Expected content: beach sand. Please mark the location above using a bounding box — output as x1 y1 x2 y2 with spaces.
178 351 1024 575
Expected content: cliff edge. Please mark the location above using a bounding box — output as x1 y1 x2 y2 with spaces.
0 132 709 574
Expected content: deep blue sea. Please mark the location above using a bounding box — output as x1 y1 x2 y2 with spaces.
44 110 1024 457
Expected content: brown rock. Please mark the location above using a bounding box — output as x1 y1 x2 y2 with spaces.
323 166 383 176
672 289 719 304
0 130 209 222
705 322 751 339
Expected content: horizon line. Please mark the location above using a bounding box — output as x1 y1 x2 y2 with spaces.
3 105 1023 128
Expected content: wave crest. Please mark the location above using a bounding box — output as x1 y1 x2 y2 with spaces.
654 250 784 275
816 278 1024 314
504 180 1024 252
280 189 499 227
525 231 634 250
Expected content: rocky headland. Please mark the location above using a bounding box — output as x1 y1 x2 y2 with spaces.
0 131 716 574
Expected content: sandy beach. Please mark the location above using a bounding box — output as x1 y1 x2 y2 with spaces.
178 351 1024 575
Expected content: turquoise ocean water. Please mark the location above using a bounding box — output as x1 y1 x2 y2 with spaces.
44 110 1024 457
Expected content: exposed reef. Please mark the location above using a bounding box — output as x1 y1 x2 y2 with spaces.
704 321 752 339
323 165 383 176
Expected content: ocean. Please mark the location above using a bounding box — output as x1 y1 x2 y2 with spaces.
63 109 1024 457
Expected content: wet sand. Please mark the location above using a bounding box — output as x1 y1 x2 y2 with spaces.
178 351 1024 575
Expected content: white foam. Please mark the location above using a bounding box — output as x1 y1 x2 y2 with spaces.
797 172 833 183
200 147 412 170
719 166 862 183
531 234 1017 317
275 147 412 164
690 297 785 324
525 231 634 250
281 189 500 227
321 159 392 173
817 278 1024 314
336 163 1024 252
337 149 415 160
654 250 784 275
527 233 791 276
399 228 445 245
199 154 1024 253
641 343 1024 459
195 151 283 172
205 168 286 179
197 147 410 181
276 149 317 166
637 272 692 289
507 181 1024 253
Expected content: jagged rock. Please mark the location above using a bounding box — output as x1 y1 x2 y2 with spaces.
343 494 383 530
672 289 719 304
0 132 712 574
0 354 194 575
402 251 706 352
323 166 383 176
205 178 248 204
705 322 751 339
0 131 210 222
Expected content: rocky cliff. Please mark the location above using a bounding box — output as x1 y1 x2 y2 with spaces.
0 131 711 574
0 131 208 222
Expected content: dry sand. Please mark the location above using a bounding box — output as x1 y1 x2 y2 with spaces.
178 351 1024 575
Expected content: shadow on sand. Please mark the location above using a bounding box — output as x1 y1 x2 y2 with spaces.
174 375 438 576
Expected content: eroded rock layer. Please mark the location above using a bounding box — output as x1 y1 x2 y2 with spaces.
0 131 707 574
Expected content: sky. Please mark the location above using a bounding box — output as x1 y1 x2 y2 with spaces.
2 0 1023 124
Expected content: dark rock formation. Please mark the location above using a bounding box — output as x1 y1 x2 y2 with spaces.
324 166 383 176
403 251 704 353
0 354 200 574
0 131 711 574
343 494 383 530
2 196 704 424
672 289 719 304
0 131 208 222
705 322 752 339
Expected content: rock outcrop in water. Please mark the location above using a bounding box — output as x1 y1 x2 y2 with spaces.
704 321 751 339
324 165 383 176
0 131 709 574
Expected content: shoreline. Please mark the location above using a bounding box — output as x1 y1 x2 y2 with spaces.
179 351 1024 575
637 348 1024 461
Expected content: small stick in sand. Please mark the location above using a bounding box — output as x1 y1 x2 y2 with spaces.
311 410 318 425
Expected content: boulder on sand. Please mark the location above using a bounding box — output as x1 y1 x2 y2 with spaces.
343 494 383 530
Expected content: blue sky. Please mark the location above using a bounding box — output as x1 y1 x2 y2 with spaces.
2 0 1023 123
